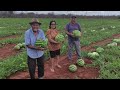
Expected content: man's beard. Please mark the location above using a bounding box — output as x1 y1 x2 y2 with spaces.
33 29 38 32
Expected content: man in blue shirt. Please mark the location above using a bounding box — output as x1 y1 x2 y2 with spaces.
25 18 46 79
65 16 82 63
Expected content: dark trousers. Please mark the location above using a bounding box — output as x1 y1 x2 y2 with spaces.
27 55 44 79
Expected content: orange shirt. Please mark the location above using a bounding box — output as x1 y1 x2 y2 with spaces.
46 29 61 51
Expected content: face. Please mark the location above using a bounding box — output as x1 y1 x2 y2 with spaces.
71 18 76 24
31 23 40 32
51 22 56 29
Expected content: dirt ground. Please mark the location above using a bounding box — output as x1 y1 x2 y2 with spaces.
5 33 120 79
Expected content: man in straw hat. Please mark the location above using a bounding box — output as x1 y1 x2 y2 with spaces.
25 18 46 79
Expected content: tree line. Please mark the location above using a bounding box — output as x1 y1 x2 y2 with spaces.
0 11 120 19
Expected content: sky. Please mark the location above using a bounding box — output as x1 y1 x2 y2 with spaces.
15 11 120 16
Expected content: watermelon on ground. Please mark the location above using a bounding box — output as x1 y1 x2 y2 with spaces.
69 64 77 72
77 59 85 67
14 45 20 50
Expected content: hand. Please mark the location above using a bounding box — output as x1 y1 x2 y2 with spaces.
35 46 41 50
35 46 46 51
55 41 59 44
40 48 47 51
69 33 73 36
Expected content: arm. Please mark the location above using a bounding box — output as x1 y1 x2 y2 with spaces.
46 30 59 44
78 23 82 32
26 45 45 51
47 34 59 44
25 31 45 51
64 24 73 36
41 30 46 40
65 29 73 36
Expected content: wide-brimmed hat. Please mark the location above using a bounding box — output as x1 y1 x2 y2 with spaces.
29 18 41 25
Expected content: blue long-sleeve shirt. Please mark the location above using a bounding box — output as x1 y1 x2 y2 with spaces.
25 28 46 59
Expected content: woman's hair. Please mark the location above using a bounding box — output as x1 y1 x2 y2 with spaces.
49 20 56 29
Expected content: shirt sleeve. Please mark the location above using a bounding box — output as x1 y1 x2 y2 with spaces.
46 30 50 36
25 31 31 45
65 24 69 31
41 30 46 40
46 30 51 39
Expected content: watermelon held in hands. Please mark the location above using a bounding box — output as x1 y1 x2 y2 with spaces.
69 64 77 72
77 59 85 67
73 30 81 38
35 39 48 48
55 34 65 43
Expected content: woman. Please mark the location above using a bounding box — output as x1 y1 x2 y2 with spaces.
25 18 46 79
46 20 62 72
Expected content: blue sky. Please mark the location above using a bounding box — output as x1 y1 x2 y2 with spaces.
15 11 120 16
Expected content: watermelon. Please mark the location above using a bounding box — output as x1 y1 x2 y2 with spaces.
88 52 99 59
12 32 17 35
73 30 81 38
107 42 117 47
35 39 48 48
55 34 65 43
17 43 23 48
69 64 77 72
77 59 85 67
14 45 20 50
96 47 104 53
113 39 120 44
21 43 26 48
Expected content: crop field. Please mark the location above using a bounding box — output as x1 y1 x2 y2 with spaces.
0 18 120 79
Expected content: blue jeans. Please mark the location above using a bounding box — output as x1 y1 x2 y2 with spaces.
68 39 81 60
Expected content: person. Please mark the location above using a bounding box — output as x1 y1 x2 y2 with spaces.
25 18 46 79
46 20 62 72
65 16 82 63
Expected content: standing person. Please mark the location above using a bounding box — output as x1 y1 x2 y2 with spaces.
25 18 46 79
46 20 62 72
65 16 82 63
